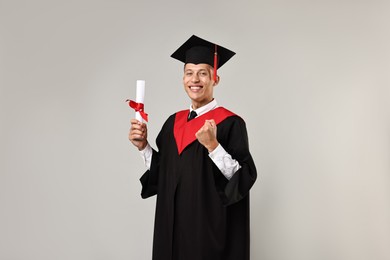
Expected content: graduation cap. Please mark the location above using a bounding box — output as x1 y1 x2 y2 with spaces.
171 35 236 81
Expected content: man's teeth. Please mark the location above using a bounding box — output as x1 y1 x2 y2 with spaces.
190 86 202 90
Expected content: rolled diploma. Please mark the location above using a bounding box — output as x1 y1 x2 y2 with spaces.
135 80 145 123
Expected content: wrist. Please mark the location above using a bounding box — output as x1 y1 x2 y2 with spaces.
138 141 148 151
206 141 219 153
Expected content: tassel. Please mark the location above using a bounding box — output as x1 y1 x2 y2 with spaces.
213 44 218 82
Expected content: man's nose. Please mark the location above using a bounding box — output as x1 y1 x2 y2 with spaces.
191 74 200 82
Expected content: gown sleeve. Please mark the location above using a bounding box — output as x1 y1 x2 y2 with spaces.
213 116 257 206
139 114 174 199
139 148 160 198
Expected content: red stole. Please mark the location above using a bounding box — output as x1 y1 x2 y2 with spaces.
173 107 236 155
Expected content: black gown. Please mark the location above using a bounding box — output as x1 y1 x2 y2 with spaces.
140 107 257 260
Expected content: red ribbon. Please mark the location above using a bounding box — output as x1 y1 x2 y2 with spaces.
127 100 148 122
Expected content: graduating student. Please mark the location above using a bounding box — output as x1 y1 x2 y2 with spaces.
129 35 257 260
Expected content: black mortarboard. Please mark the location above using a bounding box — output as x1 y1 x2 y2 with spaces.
171 35 236 80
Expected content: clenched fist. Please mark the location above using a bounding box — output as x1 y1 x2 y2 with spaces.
195 119 219 152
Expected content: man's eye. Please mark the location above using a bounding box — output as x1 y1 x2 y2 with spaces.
185 72 193 76
200 72 208 76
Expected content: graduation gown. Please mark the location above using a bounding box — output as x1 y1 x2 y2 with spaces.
140 107 257 260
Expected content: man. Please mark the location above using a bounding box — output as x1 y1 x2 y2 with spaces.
129 35 257 260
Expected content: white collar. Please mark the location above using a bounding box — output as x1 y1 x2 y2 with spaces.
189 99 219 117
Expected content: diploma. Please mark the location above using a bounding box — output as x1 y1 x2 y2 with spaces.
135 80 145 122
126 80 148 123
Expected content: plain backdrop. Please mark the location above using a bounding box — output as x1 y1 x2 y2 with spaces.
1 0 389 259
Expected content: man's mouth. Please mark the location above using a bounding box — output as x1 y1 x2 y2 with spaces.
189 85 203 91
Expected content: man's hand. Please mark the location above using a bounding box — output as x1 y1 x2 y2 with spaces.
129 119 148 151
195 119 219 152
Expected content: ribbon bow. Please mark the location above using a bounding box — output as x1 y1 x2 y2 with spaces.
126 99 148 122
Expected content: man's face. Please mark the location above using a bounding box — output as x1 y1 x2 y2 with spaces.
183 63 219 109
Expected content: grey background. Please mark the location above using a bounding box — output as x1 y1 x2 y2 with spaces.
1 0 389 259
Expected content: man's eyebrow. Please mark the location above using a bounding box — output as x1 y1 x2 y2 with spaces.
194 69 208 72
184 68 209 73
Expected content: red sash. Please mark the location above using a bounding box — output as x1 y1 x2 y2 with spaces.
173 107 236 155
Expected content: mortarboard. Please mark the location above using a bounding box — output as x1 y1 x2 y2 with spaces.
170 35 236 81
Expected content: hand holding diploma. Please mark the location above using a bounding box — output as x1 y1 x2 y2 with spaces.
129 119 148 150
128 80 149 150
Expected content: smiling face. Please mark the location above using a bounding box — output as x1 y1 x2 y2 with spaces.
183 63 219 109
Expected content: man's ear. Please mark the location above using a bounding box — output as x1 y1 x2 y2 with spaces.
213 75 220 86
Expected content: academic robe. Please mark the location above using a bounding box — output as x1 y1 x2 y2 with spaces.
140 107 257 260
